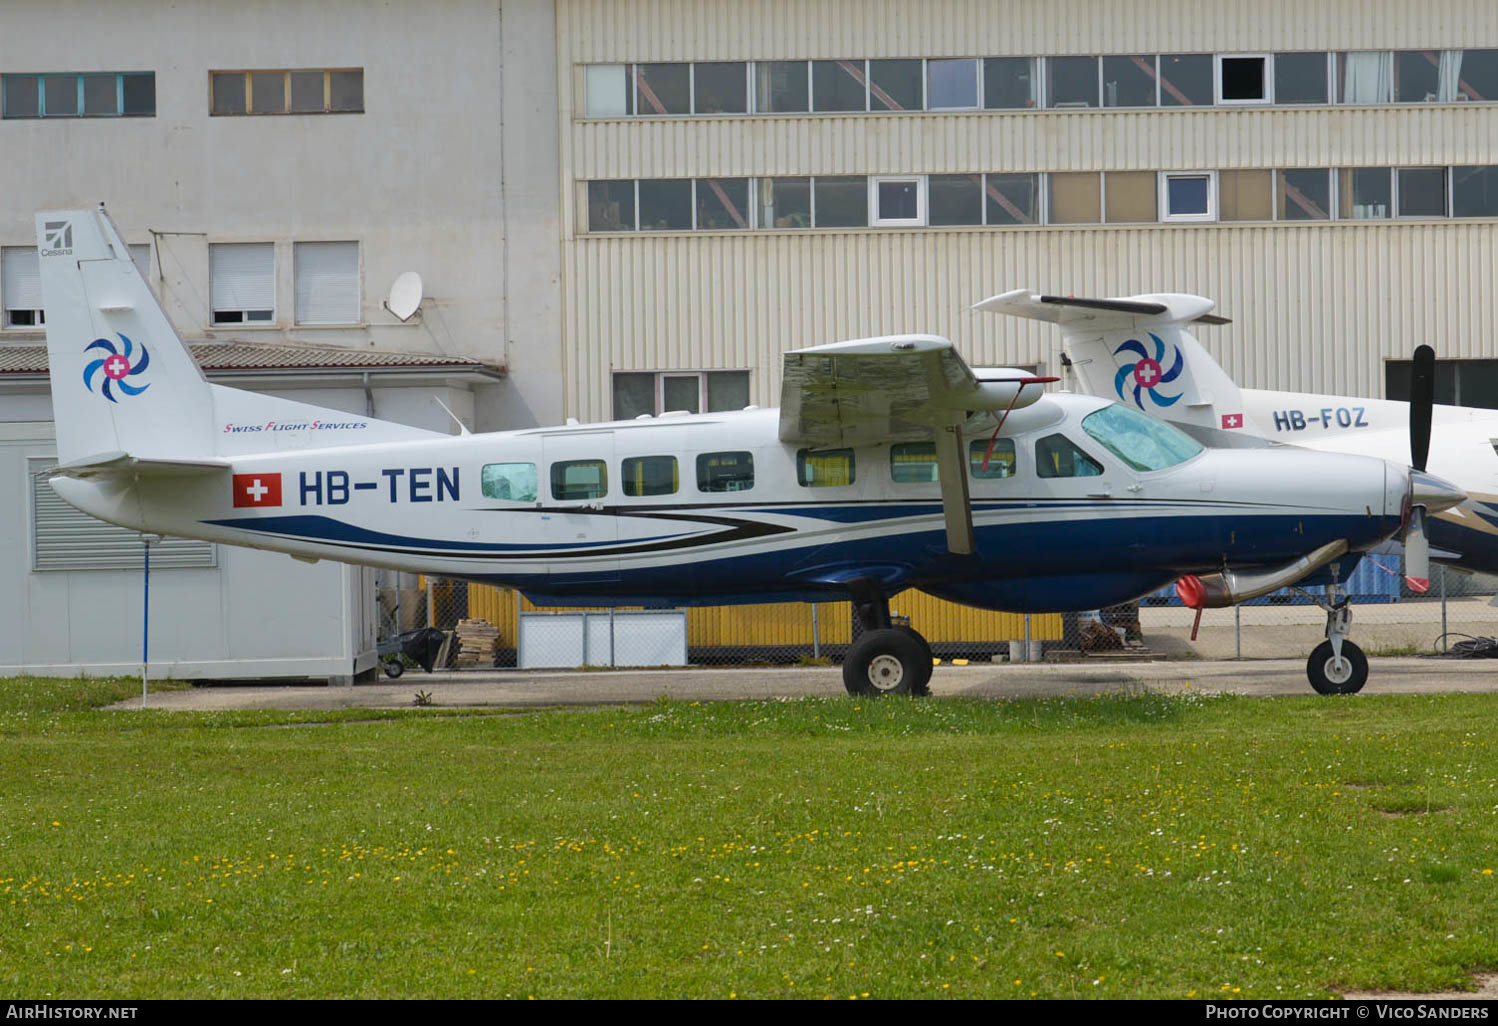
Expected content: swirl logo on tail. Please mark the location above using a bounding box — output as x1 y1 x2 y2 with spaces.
82 333 150 403
1113 333 1183 409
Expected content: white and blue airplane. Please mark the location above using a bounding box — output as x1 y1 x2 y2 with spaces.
977 290 1498 594
38 208 1463 696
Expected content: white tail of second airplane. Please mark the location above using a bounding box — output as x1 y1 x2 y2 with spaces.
38 206 439 468
974 290 1266 446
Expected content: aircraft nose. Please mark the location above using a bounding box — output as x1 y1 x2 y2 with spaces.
1409 469 1466 514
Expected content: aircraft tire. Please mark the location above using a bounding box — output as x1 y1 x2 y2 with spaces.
843 628 930 697
1306 640 1367 695
892 626 935 697
383 659 405 679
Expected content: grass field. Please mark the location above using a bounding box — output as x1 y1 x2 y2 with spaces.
4 677 1498 999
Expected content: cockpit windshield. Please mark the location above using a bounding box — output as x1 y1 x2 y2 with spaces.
1080 403 1203 472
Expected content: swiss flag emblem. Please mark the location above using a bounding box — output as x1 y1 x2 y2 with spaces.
233 473 282 508
1221 413 1244 429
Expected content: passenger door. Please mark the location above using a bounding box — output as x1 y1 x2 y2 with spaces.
541 430 619 584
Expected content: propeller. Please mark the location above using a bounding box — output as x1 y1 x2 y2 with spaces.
1405 344 1436 593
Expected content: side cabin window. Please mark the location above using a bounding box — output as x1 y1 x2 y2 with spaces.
968 438 1017 479
622 455 678 496
1035 434 1104 478
697 450 754 492
890 442 938 483
797 447 855 487
481 462 538 502
551 459 609 500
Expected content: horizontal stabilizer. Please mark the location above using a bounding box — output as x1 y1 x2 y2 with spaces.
51 452 230 479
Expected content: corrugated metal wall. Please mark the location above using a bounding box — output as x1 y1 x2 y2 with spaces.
558 0 1498 62
565 224 1498 419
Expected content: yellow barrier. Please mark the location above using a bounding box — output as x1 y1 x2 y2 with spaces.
461 584 1063 649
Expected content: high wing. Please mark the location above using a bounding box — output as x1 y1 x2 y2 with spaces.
778 333 1053 555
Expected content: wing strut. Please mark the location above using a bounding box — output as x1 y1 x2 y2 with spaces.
935 425 974 555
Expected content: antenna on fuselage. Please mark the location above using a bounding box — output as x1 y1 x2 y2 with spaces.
431 395 472 436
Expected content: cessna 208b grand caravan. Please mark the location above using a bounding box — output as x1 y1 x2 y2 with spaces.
39 208 1461 695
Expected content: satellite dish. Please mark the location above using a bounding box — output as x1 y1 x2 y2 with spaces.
384 271 423 322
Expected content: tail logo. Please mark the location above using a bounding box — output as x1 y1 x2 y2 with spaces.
82 333 150 403
41 220 73 256
1113 333 1183 409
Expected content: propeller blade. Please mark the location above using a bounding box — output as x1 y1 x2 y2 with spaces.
1406 505 1431 594
1410 344 1435 472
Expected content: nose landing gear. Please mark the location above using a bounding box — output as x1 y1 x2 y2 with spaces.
1297 583 1368 695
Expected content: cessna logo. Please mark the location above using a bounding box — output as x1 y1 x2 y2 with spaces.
41 220 73 256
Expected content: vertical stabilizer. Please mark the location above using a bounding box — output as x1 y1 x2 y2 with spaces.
973 290 1263 446
39 207 215 464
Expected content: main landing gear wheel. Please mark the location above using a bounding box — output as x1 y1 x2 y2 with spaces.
1307 640 1367 695
843 628 932 697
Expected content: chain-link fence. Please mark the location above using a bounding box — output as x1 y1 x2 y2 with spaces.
374 557 1496 672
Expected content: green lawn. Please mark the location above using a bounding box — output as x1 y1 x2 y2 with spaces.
3 677 1498 999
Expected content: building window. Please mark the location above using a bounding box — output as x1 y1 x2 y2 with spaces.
986 173 1040 225
693 62 748 113
870 176 925 226
294 242 360 325
869 59 923 111
1453 166 1498 218
969 438 1017 478
1392 50 1464 103
697 451 754 492
1218 170 1274 221
1274 52 1329 104
209 243 275 325
1104 171 1158 222
756 61 809 113
1048 172 1101 224
1160 173 1215 221
928 174 984 226
638 179 693 230
551 460 608 501
635 63 690 115
1338 167 1393 219
797 448 855 487
696 178 751 230
757 177 811 228
813 60 868 112
584 65 632 116
481 463 538 502
1103 56 1157 107
1397 168 1448 217
31 459 215 571
1217 55 1270 103
1386 359 1498 410
983 57 1037 109
612 370 751 419
1459 50 1498 101
621 455 679 497
1046 56 1099 108
1158 54 1212 106
1338 52 1393 104
588 180 636 231
1277 169 1332 220
2 248 42 327
1 72 154 118
210 69 362 115
928 59 979 110
813 176 868 227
